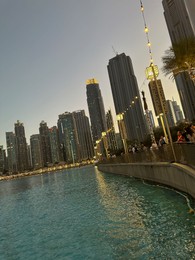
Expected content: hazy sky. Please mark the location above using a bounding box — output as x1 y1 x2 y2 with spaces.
0 0 181 147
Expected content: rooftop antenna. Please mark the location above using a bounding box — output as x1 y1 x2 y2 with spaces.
112 46 118 56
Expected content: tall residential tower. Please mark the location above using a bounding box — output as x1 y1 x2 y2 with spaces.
107 53 148 142
86 79 107 144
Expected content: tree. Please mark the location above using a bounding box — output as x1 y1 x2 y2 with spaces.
161 37 195 81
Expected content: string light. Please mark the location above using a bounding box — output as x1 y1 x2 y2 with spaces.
139 0 177 161
140 0 154 65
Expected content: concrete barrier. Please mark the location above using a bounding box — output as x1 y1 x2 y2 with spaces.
98 162 195 199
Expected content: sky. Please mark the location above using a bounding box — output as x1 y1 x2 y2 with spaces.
0 0 182 148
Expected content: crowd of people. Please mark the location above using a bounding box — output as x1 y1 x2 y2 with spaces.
176 123 195 143
127 123 195 153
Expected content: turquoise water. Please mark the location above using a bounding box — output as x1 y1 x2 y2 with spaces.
0 166 194 260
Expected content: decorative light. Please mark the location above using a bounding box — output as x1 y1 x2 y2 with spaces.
145 65 159 80
144 26 148 33
101 132 106 137
116 113 123 121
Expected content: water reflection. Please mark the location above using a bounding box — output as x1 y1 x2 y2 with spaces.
95 168 154 255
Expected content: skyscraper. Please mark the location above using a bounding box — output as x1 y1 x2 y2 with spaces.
49 126 61 164
6 132 18 173
107 53 148 142
105 109 118 153
162 0 195 121
166 100 177 127
86 79 107 144
14 120 29 172
172 100 184 122
30 134 43 170
73 110 94 161
58 112 80 163
39 121 52 166
0 146 6 174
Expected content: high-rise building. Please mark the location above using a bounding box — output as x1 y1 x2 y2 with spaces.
73 110 94 161
58 112 80 163
30 134 43 170
49 126 61 164
162 0 195 121
166 100 177 127
105 109 118 154
14 120 29 172
86 79 107 144
107 53 148 142
6 132 18 173
165 99 184 127
172 100 184 122
144 110 156 129
0 146 6 174
39 121 52 166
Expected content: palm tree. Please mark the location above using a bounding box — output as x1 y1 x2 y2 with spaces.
161 37 195 81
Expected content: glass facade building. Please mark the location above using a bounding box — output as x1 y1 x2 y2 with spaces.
107 53 148 142
86 79 107 145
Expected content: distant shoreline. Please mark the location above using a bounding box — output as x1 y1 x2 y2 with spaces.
0 162 94 182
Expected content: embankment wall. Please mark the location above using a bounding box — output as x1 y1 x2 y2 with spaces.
98 163 195 199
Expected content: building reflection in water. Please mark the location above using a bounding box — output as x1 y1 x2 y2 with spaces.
94 167 152 247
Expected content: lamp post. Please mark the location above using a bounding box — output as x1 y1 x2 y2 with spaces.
140 0 176 161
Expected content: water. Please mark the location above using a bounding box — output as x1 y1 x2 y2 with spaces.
0 166 194 260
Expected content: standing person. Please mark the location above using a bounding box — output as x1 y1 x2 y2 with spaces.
176 131 186 143
185 125 195 143
158 136 166 147
150 141 158 150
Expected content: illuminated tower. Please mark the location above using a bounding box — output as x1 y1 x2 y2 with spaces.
107 53 148 142
162 0 195 121
86 79 107 144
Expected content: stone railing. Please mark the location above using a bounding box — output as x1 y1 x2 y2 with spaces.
98 143 195 167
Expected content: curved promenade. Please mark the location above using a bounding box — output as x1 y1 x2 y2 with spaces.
98 162 195 199
97 144 195 199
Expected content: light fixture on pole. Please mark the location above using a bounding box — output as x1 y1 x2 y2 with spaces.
140 0 176 161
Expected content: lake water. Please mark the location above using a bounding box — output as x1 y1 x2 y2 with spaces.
0 165 194 259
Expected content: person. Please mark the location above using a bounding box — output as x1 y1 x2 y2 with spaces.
176 131 186 143
150 141 158 150
158 136 166 147
140 142 147 151
132 146 136 153
185 125 195 143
